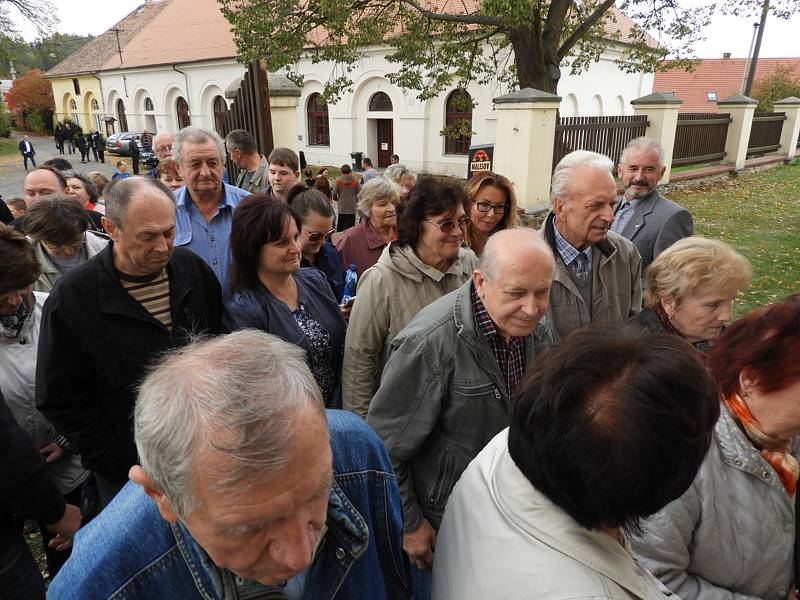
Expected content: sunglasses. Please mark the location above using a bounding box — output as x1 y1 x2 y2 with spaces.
475 201 508 215
304 228 335 242
424 216 471 234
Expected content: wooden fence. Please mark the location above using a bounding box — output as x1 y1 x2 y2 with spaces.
747 112 786 157
217 59 275 183
672 113 731 167
552 115 648 170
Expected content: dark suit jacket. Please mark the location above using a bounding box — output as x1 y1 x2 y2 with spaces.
614 190 693 274
18 139 35 156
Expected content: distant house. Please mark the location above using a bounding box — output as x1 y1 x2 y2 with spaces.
654 56 800 112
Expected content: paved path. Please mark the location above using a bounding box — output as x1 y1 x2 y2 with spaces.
1 131 123 201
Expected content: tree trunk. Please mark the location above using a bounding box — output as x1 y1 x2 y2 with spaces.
509 30 560 94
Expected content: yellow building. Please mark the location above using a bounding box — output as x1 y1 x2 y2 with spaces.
45 1 167 134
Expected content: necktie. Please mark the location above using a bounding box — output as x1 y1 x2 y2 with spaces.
612 201 632 234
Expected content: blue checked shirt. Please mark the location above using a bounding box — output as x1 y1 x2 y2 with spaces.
553 223 593 281
174 183 250 297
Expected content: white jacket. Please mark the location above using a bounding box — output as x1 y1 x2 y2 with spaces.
432 430 675 600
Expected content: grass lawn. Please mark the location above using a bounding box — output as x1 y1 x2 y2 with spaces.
670 160 800 315
0 135 19 158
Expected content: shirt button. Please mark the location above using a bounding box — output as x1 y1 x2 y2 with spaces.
212 260 218 266
778 591 787 599
335 547 346 560
733 458 743 466
235 576 245 586
762 469 771 479
210 236 216 242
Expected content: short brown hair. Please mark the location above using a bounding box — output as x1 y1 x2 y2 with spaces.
0 224 41 293
86 172 109 197
267 147 299 172
156 158 181 179
23 195 88 247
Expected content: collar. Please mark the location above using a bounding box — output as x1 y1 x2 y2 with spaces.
470 283 524 347
176 185 232 213
362 219 388 251
552 221 593 266
543 212 615 259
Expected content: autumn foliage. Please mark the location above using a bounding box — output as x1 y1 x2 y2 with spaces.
5 69 54 133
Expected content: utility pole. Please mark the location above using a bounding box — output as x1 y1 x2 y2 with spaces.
111 28 124 65
743 0 769 97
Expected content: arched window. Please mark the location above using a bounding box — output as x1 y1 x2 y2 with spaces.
69 99 77 110
176 96 190 129
444 89 472 155
116 98 128 132
213 95 228 134
144 97 154 111
91 99 99 111
307 93 330 146
368 91 392 111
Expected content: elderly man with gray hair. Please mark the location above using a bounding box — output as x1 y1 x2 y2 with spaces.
542 150 642 342
48 330 409 599
367 228 556 598
172 126 250 294
611 137 693 275
36 176 222 507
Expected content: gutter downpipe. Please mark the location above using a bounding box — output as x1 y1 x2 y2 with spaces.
172 63 191 114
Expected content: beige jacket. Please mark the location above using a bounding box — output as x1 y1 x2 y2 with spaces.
32 230 110 293
342 242 478 418
433 430 676 600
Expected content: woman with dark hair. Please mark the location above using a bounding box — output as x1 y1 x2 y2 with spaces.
464 171 519 256
65 173 104 230
222 194 347 408
0 224 89 584
24 195 109 293
433 326 720 599
287 185 346 302
314 174 332 200
631 294 800 599
342 175 478 417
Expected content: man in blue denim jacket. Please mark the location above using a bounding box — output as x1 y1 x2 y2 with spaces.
49 331 409 599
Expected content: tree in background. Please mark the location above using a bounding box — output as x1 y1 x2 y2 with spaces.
5 68 54 133
751 65 800 113
0 33 95 78
220 0 797 104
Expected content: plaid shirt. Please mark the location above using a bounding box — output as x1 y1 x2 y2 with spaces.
553 223 593 281
471 284 527 402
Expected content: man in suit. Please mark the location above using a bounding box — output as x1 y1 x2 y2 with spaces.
128 137 141 174
611 137 693 278
18 135 36 170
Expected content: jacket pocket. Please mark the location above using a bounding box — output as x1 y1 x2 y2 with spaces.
426 450 456 509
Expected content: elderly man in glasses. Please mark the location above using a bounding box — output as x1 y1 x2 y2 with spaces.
367 227 556 600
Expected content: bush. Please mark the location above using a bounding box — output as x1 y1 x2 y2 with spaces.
0 109 11 137
26 111 49 134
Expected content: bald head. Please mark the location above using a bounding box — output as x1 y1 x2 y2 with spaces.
474 228 555 341
23 167 67 208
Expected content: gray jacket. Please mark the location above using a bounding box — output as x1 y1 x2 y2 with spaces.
367 280 554 532
631 403 796 600
614 190 693 275
541 212 642 342
32 230 109 293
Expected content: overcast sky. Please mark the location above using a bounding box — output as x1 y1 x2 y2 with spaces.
8 0 800 59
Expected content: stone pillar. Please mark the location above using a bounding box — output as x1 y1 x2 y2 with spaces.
717 94 758 171
268 74 302 154
773 96 800 161
630 92 683 183
492 88 560 212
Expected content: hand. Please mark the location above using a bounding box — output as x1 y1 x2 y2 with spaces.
46 503 81 551
38 441 64 463
789 586 798 600
340 304 352 320
403 519 437 570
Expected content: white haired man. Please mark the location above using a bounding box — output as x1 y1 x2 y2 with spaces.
542 150 642 342
48 331 409 599
368 228 556 598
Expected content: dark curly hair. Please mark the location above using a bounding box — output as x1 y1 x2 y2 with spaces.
395 175 469 248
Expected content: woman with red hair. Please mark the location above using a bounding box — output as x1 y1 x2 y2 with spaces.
631 293 800 599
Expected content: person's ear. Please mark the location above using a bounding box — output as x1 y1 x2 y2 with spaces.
129 466 179 523
658 164 666 180
660 296 677 319
473 269 485 298
102 217 119 242
294 170 300 180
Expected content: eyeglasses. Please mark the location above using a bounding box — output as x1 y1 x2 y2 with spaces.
424 216 471 234
42 239 85 255
475 201 508 215
304 228 335 242
155 145 173 153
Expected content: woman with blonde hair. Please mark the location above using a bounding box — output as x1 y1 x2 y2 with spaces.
629 236 751 351
464 171 518 256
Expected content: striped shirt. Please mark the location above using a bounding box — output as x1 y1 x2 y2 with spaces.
120 269 172 330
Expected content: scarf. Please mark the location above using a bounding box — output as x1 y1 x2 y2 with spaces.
724 392 799 496
0 296 32 340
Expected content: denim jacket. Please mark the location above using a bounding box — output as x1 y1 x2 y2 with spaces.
48 410 410 600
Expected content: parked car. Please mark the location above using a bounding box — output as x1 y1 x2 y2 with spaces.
107 131 159 168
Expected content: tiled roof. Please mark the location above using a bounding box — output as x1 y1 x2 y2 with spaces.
97 0 238 71
654 57 800 112
44 1 168 78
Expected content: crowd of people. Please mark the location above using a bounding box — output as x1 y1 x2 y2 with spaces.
1 126 798 600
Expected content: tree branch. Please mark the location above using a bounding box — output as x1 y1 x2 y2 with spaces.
397 0 502 26
557 0 617 59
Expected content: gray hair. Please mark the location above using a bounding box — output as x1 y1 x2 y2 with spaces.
104 176 175 229
620 137 665 169
172 126 225 166
480 227 554 282
383 164 416 187
225 129 257 154
550 150 615 207
134 330 324 518
152 131 174 148
357 176 401 217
